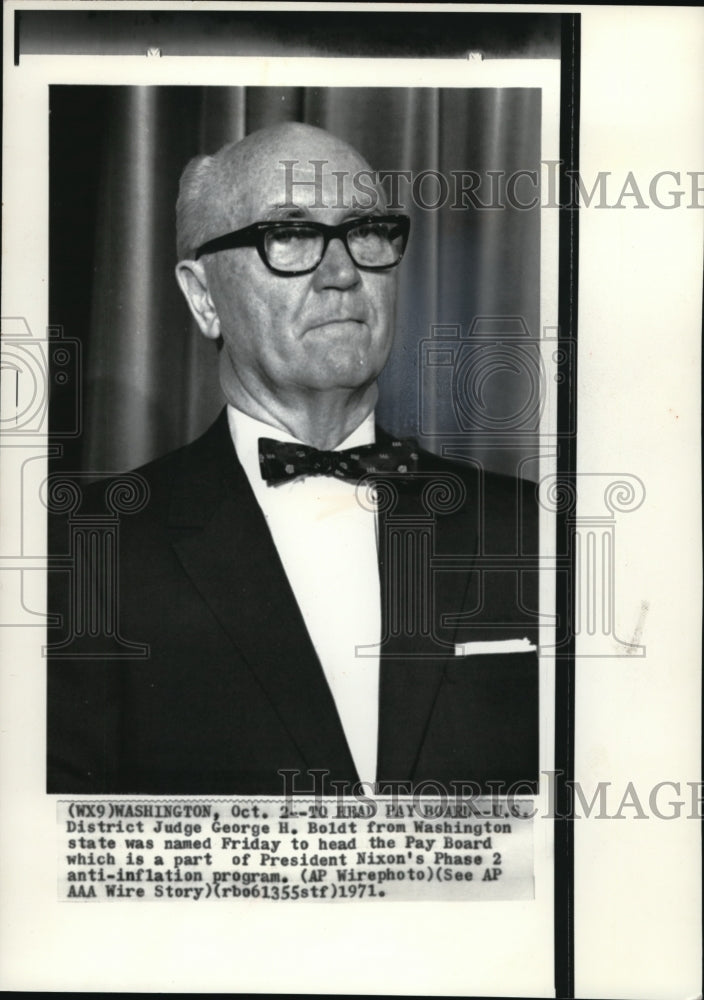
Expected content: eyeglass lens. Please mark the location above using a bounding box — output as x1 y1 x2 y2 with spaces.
264 220 404 272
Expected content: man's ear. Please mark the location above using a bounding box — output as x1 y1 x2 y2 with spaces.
175 259 221 340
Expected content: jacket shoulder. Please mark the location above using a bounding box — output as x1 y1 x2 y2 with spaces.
55 411 233 521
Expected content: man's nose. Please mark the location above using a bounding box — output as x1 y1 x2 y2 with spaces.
313 236 361 290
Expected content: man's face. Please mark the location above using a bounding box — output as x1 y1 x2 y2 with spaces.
201 136 399 407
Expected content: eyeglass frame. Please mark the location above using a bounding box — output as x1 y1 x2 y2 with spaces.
193 213 411 276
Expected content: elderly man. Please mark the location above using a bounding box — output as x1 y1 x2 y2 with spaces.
47 122 538 795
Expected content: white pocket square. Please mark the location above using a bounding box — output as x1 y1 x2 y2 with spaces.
454 637 537 656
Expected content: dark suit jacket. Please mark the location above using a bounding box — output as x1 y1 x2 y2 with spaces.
47 410 539 795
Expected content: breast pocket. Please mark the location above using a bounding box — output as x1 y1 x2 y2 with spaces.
414 650 539 792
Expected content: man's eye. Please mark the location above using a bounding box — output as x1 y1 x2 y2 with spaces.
353 222 391 241
269 227 316 244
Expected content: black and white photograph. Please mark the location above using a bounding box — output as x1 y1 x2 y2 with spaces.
45 75 556 798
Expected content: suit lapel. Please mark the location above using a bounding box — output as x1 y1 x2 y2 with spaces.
167 412 358 783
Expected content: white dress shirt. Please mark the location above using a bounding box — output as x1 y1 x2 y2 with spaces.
227 405 380 784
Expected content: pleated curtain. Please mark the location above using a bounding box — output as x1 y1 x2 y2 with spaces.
52 85 541 479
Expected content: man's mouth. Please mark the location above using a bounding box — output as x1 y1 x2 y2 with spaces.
307 317 364 332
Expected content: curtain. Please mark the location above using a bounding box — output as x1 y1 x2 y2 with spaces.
50 85 541 479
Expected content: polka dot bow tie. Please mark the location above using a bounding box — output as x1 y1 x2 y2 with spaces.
258 436 420 485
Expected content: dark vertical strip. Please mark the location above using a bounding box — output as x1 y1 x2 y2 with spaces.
14 10 21 65
555 12 580 1000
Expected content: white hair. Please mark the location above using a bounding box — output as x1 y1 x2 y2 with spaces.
175 145 240 261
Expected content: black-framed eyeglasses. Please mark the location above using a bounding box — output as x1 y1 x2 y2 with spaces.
194 214 411 276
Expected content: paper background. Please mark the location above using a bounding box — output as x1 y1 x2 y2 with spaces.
1 5 702 998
